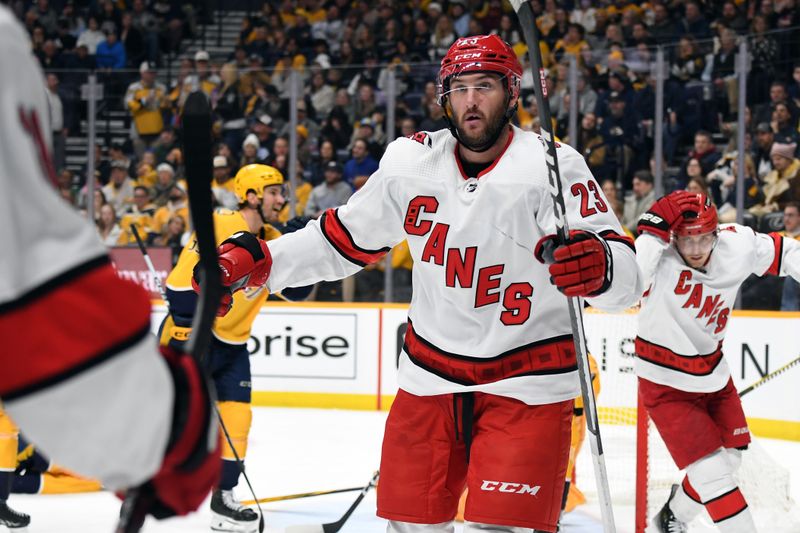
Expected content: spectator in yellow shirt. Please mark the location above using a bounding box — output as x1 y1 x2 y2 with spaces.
151 182 189 237
125 61 169 157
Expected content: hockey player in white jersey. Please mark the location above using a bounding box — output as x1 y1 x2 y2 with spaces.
0 4 220 527
635 191 800 532
209 35 641 533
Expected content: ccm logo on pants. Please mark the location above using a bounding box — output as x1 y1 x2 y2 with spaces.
480 480 541 496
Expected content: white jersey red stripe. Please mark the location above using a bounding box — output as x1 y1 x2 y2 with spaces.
0 4 173 489
635 225 800 392
268 126 642 405
1 261 151 399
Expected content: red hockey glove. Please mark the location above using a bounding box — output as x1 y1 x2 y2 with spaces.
119 345 220 519
637 191 703 241
192 231 272 316
535 230 613 297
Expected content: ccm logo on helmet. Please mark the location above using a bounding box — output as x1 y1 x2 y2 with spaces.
453 52 482 61
480 480 541 496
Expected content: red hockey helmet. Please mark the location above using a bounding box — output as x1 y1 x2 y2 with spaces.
672 194 718 237
437 35 522 105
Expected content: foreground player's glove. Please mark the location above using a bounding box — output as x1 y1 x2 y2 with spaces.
637 191 702 241
122 345 221 518
192 231 272 316
535 230 612 297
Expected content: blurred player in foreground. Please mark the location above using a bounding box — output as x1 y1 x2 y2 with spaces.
0 4 219 529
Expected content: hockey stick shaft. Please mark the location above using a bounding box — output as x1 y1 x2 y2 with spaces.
508 2 616 531
130 224 168 302
285 471 379 533
180 92 265 533
241 486 362 506
739 355 800 398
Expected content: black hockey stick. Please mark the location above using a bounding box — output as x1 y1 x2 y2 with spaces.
179 91 266 533
739 355 800 398
284 471 380 533
242 485 362 506
508 1 616 531
116 92 262 533
130 224 168 303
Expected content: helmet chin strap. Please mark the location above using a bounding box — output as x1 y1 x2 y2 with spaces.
442 93 517 153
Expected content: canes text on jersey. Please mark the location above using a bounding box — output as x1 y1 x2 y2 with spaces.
404 195 533 325
674 270 730 334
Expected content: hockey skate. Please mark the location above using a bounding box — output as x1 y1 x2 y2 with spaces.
0 500 31 528
210 489 258 533
653 484 688 533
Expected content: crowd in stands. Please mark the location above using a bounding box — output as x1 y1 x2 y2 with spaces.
14 0 800 306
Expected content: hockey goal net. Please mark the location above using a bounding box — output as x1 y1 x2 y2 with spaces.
576 309 800 532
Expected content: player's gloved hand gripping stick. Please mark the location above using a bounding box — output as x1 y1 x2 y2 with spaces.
508 1 617 530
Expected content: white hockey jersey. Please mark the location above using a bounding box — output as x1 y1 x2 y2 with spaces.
635 225 800 393
268 126 642 405
0 6 172 490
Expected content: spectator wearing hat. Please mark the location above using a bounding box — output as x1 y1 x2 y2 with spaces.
753 122 776 179
350 118 383 160
750 142 800 216
239 54 271 97
342 139 379 188
240 134 262 167
249 114 276 161
102 159 136 217
212 156 238 210
151 182 189 236
305 161 353 218
150 162 180 207
125 61 168 157
174 50 219 104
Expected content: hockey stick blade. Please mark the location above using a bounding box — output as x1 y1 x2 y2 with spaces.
285 471 379 533
739 354 800 398
242 486 362 506
508 2 616 531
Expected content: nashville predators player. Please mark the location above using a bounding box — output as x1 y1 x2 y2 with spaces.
162 164 309 533
0 408 28 528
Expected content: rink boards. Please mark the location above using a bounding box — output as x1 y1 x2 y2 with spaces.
150 303 800 441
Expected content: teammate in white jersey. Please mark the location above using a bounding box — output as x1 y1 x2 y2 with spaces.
0 4 219 526
635 191 800 532
210 35 641 533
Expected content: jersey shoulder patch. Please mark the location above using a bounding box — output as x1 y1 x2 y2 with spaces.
404 131 433 147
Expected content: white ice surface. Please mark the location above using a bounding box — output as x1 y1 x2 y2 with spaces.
5 407 799 533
